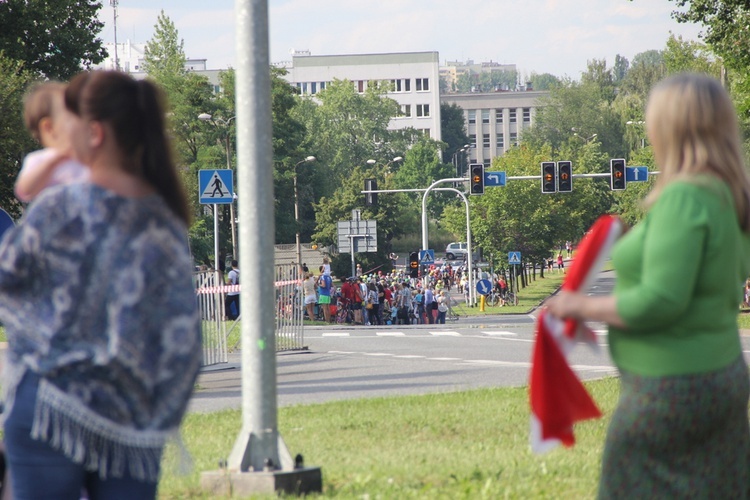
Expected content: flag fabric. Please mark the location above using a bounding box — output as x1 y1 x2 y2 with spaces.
529 215 624 453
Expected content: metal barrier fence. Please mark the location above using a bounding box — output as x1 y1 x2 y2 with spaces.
194 264 305 366
275 263 305 351
194 270 228 366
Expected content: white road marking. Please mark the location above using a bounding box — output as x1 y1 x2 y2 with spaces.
322 332 350 337
428 357 461 361
376 331 405 336
363 352 393 356
482 331 518 337
394 355 426 359
430 330 461 336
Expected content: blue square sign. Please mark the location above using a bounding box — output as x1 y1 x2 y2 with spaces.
199 170 234 204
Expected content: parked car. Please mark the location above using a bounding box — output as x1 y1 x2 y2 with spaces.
445 242 469 260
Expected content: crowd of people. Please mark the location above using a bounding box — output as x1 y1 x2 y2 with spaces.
300 264 470 326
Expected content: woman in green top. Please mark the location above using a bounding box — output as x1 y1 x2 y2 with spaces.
547 73 750 497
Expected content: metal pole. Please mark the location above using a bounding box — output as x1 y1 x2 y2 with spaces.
294 172 302 276
213 204 220 273
229 0 285 473
421 177 468 289
226 134 238 261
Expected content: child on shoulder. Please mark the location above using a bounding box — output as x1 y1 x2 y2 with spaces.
16 82 89 203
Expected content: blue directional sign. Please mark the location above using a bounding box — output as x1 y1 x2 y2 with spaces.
199 169 234 204
476 279 492 296
508 251 521 265
484 171 506 187
626 166 649 182
419 249 435 265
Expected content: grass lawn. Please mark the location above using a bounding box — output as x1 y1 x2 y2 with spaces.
158 378 620 499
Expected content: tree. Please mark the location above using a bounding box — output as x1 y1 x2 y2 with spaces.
392 135 452 218
142 11 187 81
669 0 750 70
0 0 106 80
440 103 471 161
529 73 561 91
0 56 36 217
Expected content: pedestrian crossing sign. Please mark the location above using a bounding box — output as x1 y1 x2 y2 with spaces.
508 251 521 265
419 249 435 265
199 170 234 204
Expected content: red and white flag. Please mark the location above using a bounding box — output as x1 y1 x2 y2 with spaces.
529 215 624 453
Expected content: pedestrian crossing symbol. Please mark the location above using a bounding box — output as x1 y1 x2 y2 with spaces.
199 169 234 204
419 249 435 265
508 251 521 265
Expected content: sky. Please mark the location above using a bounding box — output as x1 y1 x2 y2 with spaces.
98 0 704 79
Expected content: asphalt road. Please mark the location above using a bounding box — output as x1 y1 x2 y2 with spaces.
189 271 619 413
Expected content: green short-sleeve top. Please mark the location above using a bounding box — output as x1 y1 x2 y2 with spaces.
610 176 750 377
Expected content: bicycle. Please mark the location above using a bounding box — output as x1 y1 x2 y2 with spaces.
501 290 519 306
486 290 503 307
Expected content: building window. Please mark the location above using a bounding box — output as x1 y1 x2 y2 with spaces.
483 134 490 148
495 109 504 124
484 160 491 167
416 78 429 91
357 80 365 93
401 104 412 117
405 79 411 91
302 82 308 94
421 128 430 136
523 107 531 123
320 81 326 91
311 82 317 94
469 134 476 148
416 104 430 117
509 109 517 123
482 109 490 124
468 110 476 124
496 134 504 149
510 132 518 146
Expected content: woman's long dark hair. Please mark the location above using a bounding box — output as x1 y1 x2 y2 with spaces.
65 71 191 225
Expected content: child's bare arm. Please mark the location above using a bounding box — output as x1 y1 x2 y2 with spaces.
15 149 67 202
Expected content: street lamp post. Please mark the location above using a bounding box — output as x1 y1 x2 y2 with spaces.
366 156 403 173
294 156 316 275
199 113 238 261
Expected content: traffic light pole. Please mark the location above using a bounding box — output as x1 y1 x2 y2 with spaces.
361 180 475 305
420 178 474 306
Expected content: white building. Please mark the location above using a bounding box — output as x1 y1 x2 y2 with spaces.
280 51 442 142
441 90 547 165
95 41 210 75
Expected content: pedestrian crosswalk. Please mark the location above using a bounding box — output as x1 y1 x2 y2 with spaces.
321 330 513 338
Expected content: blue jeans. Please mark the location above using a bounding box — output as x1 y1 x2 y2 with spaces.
4 372 159 500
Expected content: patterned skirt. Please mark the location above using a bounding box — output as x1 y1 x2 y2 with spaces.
598 355 750 499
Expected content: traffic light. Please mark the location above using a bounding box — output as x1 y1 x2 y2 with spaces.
610 159 626 190
541 162 556 193
469 164 485 195
557 161 572 192
364 178 378 206
409 251 419 278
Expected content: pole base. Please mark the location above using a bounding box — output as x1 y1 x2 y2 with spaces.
201 466 322 497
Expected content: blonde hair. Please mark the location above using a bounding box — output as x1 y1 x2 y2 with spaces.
23 81 66 142
644 73 750 231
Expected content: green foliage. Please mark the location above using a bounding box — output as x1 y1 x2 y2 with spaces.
142 11 187 80
0 0 106 80
529 72 562 91
440 103 470 160
670 0 750 70
455 68 518 92
464 144 613 268
0 56 35 218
